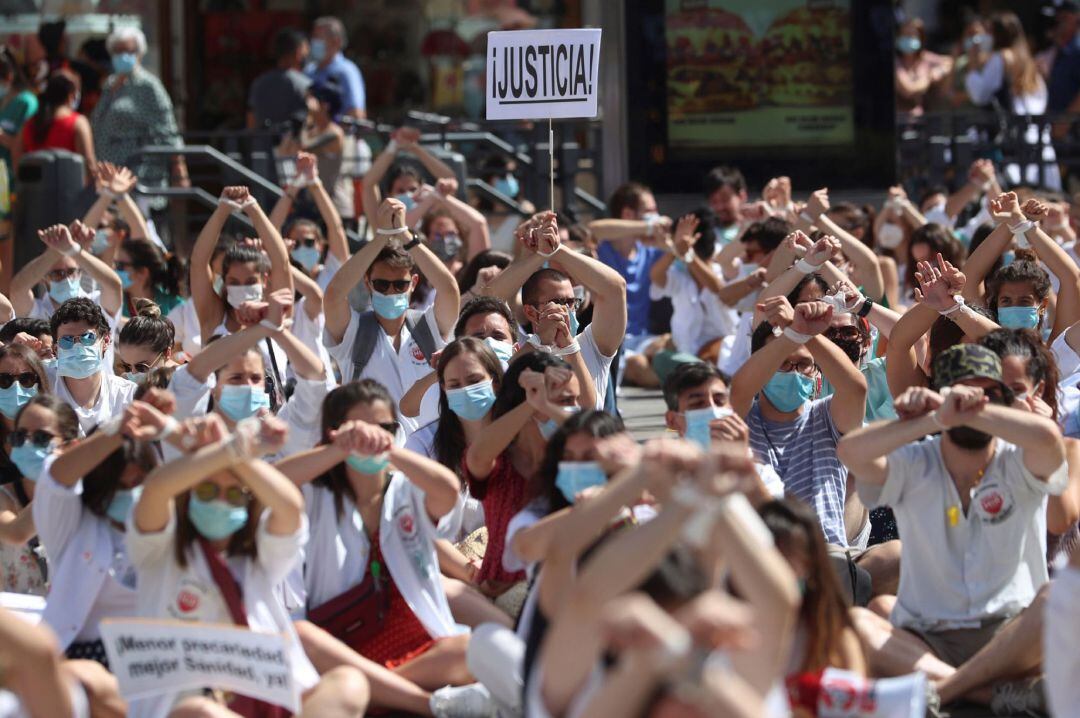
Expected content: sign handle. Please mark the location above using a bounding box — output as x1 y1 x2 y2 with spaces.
549 117 555 212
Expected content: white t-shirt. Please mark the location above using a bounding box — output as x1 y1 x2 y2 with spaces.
51 370 138 436
166 299 201 358
578 324 614 409
719 312 754 377
859 436 1067 631
649 262 736 355
325 306 448 434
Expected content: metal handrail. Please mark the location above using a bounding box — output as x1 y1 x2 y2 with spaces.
465 178 528 216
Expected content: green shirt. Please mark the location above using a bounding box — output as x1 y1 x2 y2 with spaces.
820 356 897 422
0 90 39 195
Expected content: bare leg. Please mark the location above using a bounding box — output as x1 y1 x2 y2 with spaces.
299 665 370 718
63 659 127 718
867 594 897 620
623 354 660 388
444 576 513 629
856 540 902 597
849 607 956 680
394 634 474 690
295 619 433 716
935 585 1049 705
167 697 241 717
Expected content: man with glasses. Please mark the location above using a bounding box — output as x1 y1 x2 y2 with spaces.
48 298 136 435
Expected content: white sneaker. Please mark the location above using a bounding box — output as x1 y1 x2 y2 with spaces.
429 683 497 718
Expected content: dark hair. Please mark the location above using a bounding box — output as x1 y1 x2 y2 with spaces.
367 244 415 276
531 410 625 512
905 224 967 291
119 300 175 354
32 70 79 145
12 395 77 477
121 237 183 296
979 328 1059 419
741 217 793 254
521 267 570 307
703 165 747 196
386 164 423 194
420 209 467 262
662 361 728 411
966 224 999 277
0 47 29 93
174 487 260 569
918 185 948 207
827 202 875 246
0 344 49 400
453 296 518 340
985 260 1052 318
491 351 571 421
82 432 159 521
760 499 860 673
0 317 50 345
222 244 271 278
315 380 397 519
432 338 505 470
137 366 175 393
685 207 718 259
928 302 993 358
272 27 307 61
787 274 829 308
607 182 651 219
457 250 512 295
50 297 109 339
309 79 343 117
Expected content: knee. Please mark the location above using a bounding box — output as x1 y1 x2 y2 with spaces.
443 576 466 600
318 666 370 715
868 594 896 618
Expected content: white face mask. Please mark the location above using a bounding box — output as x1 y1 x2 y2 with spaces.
877 222 904 249
226 283 263 308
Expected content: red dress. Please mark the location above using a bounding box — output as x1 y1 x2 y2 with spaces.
21 111 80 153
461 451 528 586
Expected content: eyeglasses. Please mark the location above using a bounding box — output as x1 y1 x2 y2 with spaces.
378 421 399 435
370 278 411 294
58 331 99 351
294 237 318 248
0 372 39 390
8 429 56 449
193 481 250 507
46 268 81 282
118 353 162 374
779 359 819 376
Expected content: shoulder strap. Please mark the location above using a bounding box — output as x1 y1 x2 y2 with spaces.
350 311 383 379
198 538 248 627
405 309 438 362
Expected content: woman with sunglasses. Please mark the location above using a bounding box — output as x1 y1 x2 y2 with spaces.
273 380 483 711
129 414 370 717
112 236 184 319
31 397 163 665
0 394 77 596
115 299 177 385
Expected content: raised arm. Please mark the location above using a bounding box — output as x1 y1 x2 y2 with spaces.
1019 198 1080 342
324 199 398 342
483 213 551 304
434 178 490 259
261 289 324 380
730 298 796 417
961 193 1016 302
230 458 304 536
798 189 885 300
406 226 460 339
67 221 123 317
10 231 64 317
242 189 293 296
48 428 126 488
191 192 238 331
837 387 946 485
291 266 323 321
802 305 869 434
187 320 275 383
305 155 350 263
387 444 460 520
964 397 1067 479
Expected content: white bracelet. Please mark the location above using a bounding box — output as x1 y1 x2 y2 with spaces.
680 247 695 264
526 334 553 353
939 296 965 316
799 211 816 224
375 227 410 237
385 139 399 154
930 410 947 430
782 327 812 344
99 416 123 437
219 197 242 211
239 196 258 209
62 243 82 257
259 318 287 333
718 493 775 547
794 257 821 274
97 187 120 200
158 416 180 441
536 244 559 258
1009 220 1035 249
552 340 581 357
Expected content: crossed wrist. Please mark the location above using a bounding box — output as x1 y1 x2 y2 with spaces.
782 326 812 344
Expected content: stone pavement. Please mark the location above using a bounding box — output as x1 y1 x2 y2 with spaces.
616 386 670 440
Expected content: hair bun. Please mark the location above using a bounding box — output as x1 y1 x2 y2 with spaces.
132 297 161 319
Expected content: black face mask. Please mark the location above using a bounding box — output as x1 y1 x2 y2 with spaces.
825 331 864 365
947 425 994 449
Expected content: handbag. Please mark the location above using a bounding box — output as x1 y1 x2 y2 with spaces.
306 558 388 650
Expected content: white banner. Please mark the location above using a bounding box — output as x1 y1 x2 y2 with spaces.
100 619 299 712
486 29 602 120
816 668 926 718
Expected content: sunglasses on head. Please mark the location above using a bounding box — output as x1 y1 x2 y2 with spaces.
58 331 99 351
370 278 411 294
0 372 38 390
8 429 56 449
46 268 80 282
193 481 251 507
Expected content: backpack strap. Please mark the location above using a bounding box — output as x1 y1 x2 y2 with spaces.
351 309 439 379
405 308 438 362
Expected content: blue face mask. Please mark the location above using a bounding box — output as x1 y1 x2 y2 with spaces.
371 290 410 320
395 192 417 211
897 36 922 54
117 269 133 290
346 453 391 474
49 276 82 304
762 371 816 413
998 305 1041 329
446 379 496 421
92 229 110 255
537 407 581 440
10 441 52 482
125 371 147 385
0 383 36 420
188 496 249 540
309 38 328 62
569 307 580 336
57 343 102 379
682 406 731 450
494 175 519 198
555 461 607 503
106 485 143 524
112 52 137 75
291 245 320 272
1002 251 1016 267
217 384 270 422
483 337 514 363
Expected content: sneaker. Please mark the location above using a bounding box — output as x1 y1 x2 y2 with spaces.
990 677 1047 717
429 683 497 718
925 681 948 718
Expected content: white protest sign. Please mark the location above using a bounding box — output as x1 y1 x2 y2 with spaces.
486 29 602 120
100 619 299 712
816 668 926 718
0 592 44 624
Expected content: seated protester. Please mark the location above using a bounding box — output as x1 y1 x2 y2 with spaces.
474 153 531 252
50 297 137 435
129 414 369 717
11 221 123 336
268 151 350 292
418 178 491 267
112 236 184 318
464 352 584 599
794 188 886 302
167 289 326 458
115 299 176 385
33 399 162 664
189 185 294 395
324 198 459 434
585 182 669 388
731 298 867 548
457 250 513 307
704 164 749 246
661 361 783 502
0 318 54 362
167 241 230 361
840 344 1068 712
0 392 76 596
273 382 478 692
486 212 624 408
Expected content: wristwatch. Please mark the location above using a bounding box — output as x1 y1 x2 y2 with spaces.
857 298 873 318
403 232 422 251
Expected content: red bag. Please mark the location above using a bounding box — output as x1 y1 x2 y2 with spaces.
306 566 388 650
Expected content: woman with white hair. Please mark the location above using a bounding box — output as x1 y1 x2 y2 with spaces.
90 26 189 208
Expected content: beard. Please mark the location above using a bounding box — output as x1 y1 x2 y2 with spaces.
947 426 994 449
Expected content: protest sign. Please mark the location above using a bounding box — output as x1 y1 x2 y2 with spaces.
0 592 44 624
101 619 298 712
486 29 602 121
788 668 926 718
